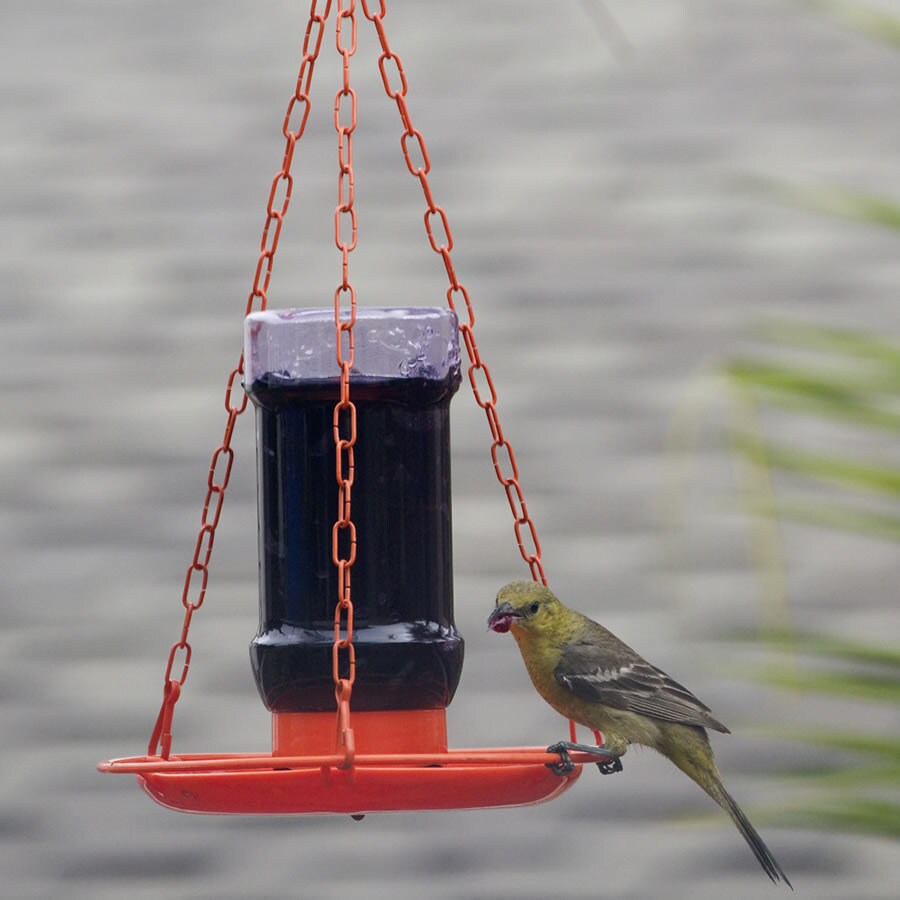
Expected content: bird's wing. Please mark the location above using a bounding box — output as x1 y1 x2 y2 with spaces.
554 640 730 733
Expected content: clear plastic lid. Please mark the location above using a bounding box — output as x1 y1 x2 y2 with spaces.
244 307 460 384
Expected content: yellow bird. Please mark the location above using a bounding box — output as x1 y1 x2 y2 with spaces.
488 580 791 887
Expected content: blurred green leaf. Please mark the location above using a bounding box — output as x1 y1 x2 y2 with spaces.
755 666 900 703
666 318 900 839
751 320 900 369
771 729 900 761
753 631 900 668
728 359 900 401
783 798 900 838
795 0 900 48
726 361 900 431
740 388 900 432
760 497 900 541
753 178 900 232
731 433 900 496
779 764 900 787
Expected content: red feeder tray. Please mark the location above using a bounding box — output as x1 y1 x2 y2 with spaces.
98 710 590 815
100 751 581 816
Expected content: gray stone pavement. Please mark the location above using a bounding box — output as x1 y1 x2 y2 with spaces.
2 1 898 897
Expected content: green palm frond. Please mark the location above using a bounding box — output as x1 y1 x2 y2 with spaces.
782 799 900 838
771 729 900 761
794 0 900 48
730 434 900 497
752 320 900 368
755 666 900 704
737 630 900 668
739 497 900 541
753 178 900 232
662 320 900 837
668 7 900 836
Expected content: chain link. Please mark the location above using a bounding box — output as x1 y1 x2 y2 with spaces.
362 1 547 585
148 0 334 759
331 0 359 769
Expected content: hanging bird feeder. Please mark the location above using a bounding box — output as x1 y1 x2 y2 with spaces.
98 0 612 815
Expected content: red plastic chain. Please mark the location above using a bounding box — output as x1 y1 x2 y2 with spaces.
148 0 334 759
331 0 358 769
362 1 547 585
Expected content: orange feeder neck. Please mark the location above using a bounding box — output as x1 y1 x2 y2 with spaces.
273 709 448 757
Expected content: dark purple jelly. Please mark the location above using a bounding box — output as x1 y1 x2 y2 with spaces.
246 372 464 712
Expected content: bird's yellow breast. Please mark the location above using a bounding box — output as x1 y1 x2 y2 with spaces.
510 624 593 722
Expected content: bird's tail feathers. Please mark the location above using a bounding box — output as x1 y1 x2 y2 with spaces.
707 778 793 889
666 730 792 888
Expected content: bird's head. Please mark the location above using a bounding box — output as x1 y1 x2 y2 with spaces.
487 581 564 636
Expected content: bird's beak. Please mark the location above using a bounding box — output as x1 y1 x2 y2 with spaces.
487 601 521 634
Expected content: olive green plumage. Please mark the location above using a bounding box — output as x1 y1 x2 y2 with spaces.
489 580 791 888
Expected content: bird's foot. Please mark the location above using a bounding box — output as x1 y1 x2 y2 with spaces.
545 742 576 774
545 741 623 776
597 756 623 775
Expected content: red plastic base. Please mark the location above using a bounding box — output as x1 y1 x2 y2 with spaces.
100 711 598 815
133 753 579 815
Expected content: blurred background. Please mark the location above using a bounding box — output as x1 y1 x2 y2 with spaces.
2 1 898 897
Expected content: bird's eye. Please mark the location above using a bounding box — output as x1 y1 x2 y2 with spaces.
529 602 540 614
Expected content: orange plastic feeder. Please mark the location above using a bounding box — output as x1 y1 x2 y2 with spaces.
101 711 582 815
99 1 608 815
